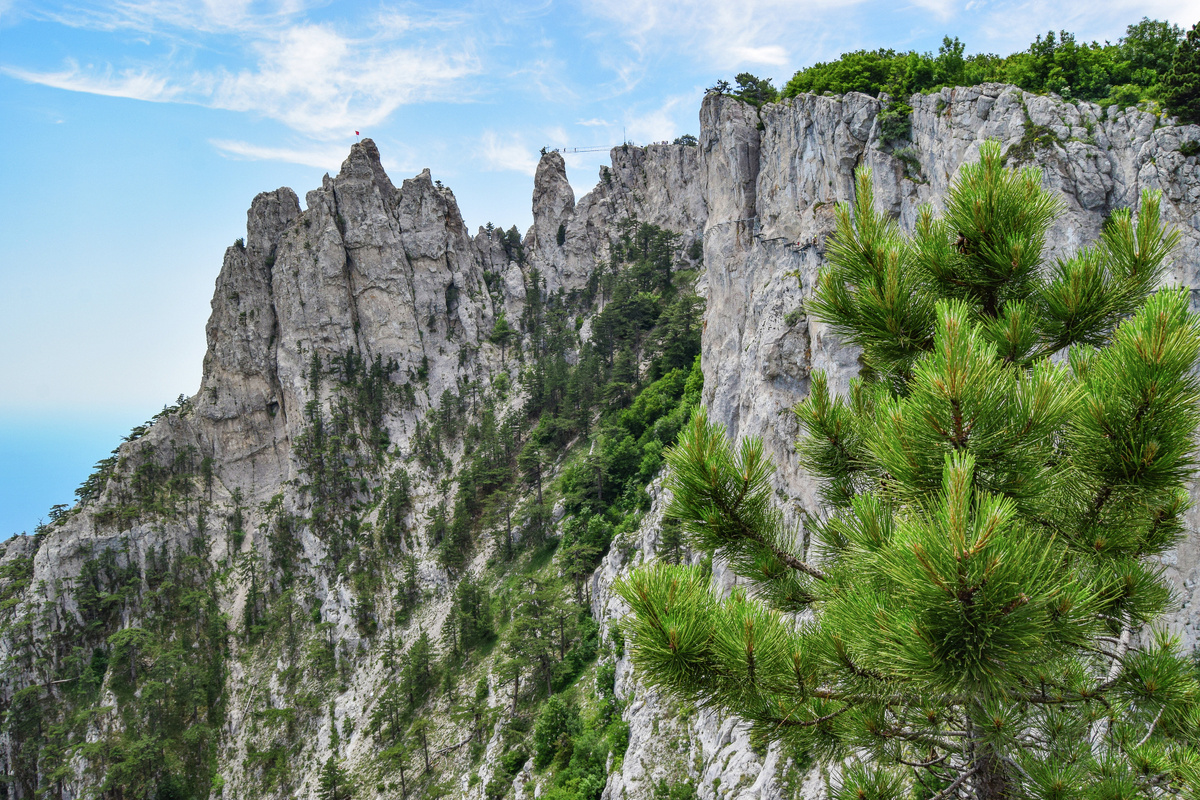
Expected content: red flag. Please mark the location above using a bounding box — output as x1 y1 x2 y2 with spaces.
355 130 359 135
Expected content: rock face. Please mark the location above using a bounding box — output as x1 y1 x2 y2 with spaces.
694 85 1200 651
599 85 1200 800
530 144 707 294
193 141 497 506
3 85 1200 800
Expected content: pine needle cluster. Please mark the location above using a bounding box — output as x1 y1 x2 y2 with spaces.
617 141 1200 799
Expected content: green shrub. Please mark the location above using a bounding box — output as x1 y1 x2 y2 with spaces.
533 695 581 769
1105 82 1145 110
779 23 1183 106
654 780 698 800
878 102 913 144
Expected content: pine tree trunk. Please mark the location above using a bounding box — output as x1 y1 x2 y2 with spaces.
505 506 513 557
973 749 1012 800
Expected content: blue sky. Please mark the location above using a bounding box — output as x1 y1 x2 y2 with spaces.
1 0 1195 536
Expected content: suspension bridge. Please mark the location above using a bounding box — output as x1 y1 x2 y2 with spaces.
540 140 679 155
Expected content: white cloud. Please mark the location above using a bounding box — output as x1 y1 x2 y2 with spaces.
2 60 182 102
891 0 961 19
6 14 481 140
543 125 570 149
725 44 791 67
577 117 613 127
505 57 581 103
212 136 422 177
478 131 539 176
209 23 479 139
582 0 870 74
624 94 693 144
32 0 312 35
210 138 348 169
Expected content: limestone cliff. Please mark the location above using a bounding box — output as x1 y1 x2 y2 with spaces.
695 85 1200 651
2 84 1199 800
595 85 1200 800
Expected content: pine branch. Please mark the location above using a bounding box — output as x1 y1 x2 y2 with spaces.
896 752 948 769
666 408 828 583
925 764 979 799
1133 706 1165 748
882 728 966 754
709 487 828 581
774 704 850 728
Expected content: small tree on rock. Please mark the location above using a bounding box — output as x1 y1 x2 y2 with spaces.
316 757 354 800
733 73 779 106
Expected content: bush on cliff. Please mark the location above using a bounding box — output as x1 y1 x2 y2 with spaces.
1164 22 1200 124
775 19 1184 108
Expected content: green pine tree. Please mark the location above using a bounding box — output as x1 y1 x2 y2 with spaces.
1164 22 1200 124
399 631 437 708
618 141 1200 799
379 739 410 800
505 577 569 696
316 757 354 800
490 311 518 361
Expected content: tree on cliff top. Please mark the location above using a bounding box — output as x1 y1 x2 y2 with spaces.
1164 22 1200 124
733 72 779 106
618 140 1200 799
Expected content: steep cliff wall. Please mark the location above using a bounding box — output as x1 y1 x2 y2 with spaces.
198 140 502 497
2 84 1199 800
526 148 707 296
594 85 1200 800
694 85 1200 650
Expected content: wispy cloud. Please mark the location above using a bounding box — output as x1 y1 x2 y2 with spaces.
581 0 871 73
624 94 694 143
209 138 347 169
478 130 539 176
7 8 481 140
3 60 182 102
31 0 313 35
212 136 423 178
505 56 580 104
209 23 479 139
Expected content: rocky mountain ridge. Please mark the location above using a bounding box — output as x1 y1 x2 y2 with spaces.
2 83 1199 800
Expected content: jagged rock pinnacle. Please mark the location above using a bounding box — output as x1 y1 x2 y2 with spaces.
337 137 396 198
